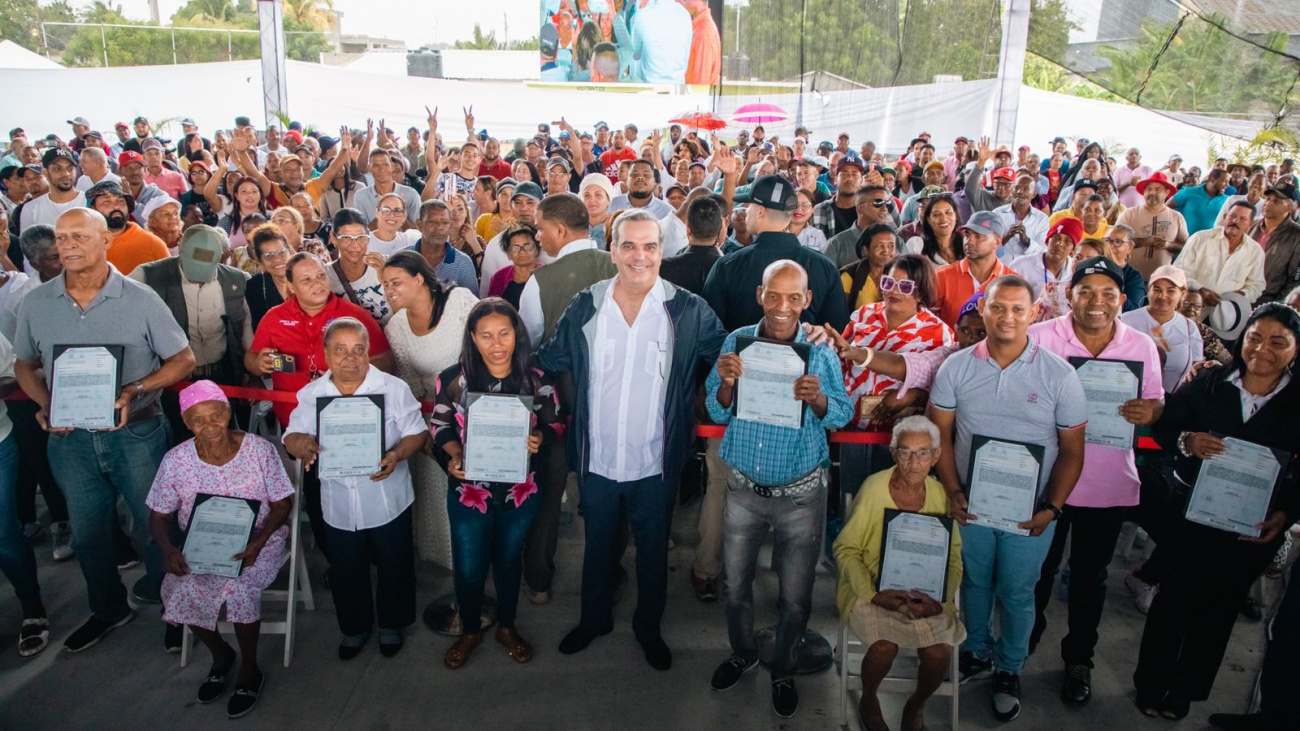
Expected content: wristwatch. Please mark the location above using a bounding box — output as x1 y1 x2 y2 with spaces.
1038 501 1063 521
130 380 145 401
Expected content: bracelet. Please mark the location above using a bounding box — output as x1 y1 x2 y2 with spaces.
853 347 875 368
1178 431 1194 458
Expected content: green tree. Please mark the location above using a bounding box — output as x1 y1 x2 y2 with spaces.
0 0 76 54
454 23 504 50
1027 0 1077 63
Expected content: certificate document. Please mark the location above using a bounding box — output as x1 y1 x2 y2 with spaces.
49 345 123 430
1186 436 1285 537
463 393 534 484
315 395 385 479
878 510 953 601
966 435 1045 536
182 494 258 578
1068 357 1143 449
734 336 810 429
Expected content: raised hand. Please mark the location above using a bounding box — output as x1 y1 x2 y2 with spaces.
463 105 475 132
426 105 439 134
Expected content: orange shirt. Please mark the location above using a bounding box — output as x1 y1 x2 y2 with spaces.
106 223 170 275
685 10 721 86
934 257 1010 327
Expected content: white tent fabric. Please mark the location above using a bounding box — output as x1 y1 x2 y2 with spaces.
0 40 64 70
0 59 1239 167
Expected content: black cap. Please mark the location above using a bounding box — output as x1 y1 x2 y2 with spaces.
512 181 543 201
1073 178 1099 194
1070 256 1124 289
540 24 559 55
42 147 76 168
1265 179 1299 203
234 116 252 127
85 180 135 212
546 156 571 172
733 174 798 212
318 136 339 153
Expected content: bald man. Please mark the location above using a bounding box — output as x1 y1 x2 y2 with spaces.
12 207 194 653
74 147 121 193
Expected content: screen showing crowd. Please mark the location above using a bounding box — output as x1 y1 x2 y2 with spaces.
540 0 723 85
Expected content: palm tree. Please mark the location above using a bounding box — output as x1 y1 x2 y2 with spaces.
282 0 335 32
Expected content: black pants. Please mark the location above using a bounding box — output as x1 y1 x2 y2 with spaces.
1031 504 1128 666
301 465 330 564
1134 518 1280 701
324 506 415 637
522 437 568 593
1260 560 1300 725
10 400 68 525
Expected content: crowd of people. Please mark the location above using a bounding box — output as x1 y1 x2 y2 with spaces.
0 111 1298 731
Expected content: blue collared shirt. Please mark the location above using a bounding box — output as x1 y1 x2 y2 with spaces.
706 322 854 485
408 240 479 292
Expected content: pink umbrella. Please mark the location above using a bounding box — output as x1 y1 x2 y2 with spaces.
731 102 789 126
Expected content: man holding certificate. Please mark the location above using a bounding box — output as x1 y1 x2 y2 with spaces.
12 207 196 654
928 274 1087 722
1026 256 1164 706
704 260 853 719
1134 303 1300 721
284 317 427 660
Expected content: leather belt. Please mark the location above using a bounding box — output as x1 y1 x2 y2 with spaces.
729 466 826 498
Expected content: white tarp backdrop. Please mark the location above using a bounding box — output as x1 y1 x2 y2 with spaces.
0 58 1239 167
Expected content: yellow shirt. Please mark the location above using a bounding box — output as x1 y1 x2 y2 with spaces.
840 271 881 310
1048 210 1109 240
475 212 507 242
833 467 963 622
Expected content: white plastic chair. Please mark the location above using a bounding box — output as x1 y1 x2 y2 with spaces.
181 457 315 668
835 600 961 730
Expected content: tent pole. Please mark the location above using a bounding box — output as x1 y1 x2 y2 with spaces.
257 0 289 127
994 0 1029 149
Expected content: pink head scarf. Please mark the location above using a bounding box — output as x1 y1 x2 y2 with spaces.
178 380 229 414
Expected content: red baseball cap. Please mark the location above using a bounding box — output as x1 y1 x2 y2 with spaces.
118 150 144 167
1047 217 1083 245
283 130 303 144
992 167 1016 182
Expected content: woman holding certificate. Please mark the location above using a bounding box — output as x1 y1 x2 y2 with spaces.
145 381 294 719
1134 303 1300 720
430 299 562 670
835 254 953 429
833 416 964 731
284 318 428 661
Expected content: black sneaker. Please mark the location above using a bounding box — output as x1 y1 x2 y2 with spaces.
226 671 264 719
959 651 994 683
710 655 759 692
164 622 184 653
771 676 798 718
197 645 236 704
992 670 1022 722
1062 664 1091 705
64 613 134 654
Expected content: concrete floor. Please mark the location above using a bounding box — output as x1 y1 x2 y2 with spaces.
0 495 1273 731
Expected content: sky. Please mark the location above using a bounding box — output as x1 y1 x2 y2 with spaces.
65 0 541 48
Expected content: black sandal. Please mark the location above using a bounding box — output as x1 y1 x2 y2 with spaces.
197 645 236 704
227 671 265 719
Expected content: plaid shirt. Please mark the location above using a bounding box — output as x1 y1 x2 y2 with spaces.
706 323 854 485
811 199 841 239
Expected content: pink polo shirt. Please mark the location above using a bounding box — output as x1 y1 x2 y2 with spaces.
1028 315 1164 508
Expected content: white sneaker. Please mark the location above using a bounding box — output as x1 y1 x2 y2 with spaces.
1125 573 1158 614
52 522 74 562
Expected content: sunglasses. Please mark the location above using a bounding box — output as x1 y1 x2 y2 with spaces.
880 275 917 296
866 198 888 208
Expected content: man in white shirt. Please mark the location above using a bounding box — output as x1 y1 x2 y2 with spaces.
74 148 120 192
994 171 1050 263
18 149 85 234
1173 201 1266 323
535 208 727 671
284 317 427 659
608 159 675 219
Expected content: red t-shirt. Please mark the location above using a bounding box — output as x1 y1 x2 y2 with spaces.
479 158 512 181
599 146 638 182
249 294 391 425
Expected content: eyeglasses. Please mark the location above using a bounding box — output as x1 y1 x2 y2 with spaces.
1181 302 1205 313
795 202 813 211
336 234 370 245
260 248 290 261
880 275 917 296
1104 237 1131 247
508 243 537 253
892 447 937 462
378 206 405 216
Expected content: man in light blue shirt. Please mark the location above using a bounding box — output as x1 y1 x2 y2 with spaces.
627 0 692 83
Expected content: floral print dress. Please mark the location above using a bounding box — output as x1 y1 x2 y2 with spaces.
429 365 563 513
145 435 295 629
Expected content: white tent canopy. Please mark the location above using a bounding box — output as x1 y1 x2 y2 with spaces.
0 59 1238 167
0 40 63 70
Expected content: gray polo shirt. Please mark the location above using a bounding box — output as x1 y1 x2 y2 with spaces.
929 335 1087 493
13 265 190 415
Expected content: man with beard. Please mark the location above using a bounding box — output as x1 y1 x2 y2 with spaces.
1170 168 1231 235
1173 201 1265 322
1117 172 1189 281
934 211 1012 327
598 129 638 183
236 126 350 211
478 137 512 180
812 157 867 239
609 159 675 218
86 181 168 275
994 170 1050 262
142 197 183 254
17 149 85 235
116 151 168 227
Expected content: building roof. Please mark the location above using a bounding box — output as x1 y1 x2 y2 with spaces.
1184 0 1300 36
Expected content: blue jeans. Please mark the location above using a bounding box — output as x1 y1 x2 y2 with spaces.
0 432 42 613
578 472 675 639
448 487 540 634
48 416 170 621
722 472 827 678
960 521 1057 674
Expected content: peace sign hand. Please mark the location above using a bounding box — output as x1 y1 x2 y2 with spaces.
463 106 475 131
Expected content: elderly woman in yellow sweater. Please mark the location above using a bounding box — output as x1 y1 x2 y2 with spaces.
833 415 964 731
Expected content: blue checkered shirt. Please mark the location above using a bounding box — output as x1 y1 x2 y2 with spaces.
706 323 854 485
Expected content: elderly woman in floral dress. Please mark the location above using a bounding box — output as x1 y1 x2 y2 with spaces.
430 298 562 670
147 381 294 719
